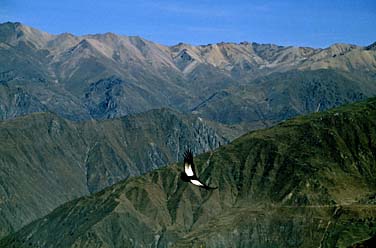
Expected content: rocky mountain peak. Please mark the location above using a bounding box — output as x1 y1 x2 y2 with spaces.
0 22 24 44
327 43 358 55
365 41 376 51
0 22 53 48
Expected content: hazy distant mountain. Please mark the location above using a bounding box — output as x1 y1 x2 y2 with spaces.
1 22 376 125
2 97 375 247
192 69 370 125
0 109 240 237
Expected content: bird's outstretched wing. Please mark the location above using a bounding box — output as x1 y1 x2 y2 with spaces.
183 149 196 177
190 179 218 190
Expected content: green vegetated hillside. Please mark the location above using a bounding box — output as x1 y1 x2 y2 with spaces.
2 97 375 247
1 22 376 128
0 108 240 238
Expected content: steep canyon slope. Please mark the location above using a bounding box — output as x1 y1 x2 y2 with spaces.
2 97 375 247
0 109 238 237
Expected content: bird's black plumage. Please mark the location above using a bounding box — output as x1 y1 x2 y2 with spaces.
180 149 217 190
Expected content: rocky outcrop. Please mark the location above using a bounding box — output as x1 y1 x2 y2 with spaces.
0 83 48 119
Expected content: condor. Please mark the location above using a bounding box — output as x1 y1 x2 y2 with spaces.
180 149 217 190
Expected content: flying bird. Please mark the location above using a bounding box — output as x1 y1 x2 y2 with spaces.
180 149 217 190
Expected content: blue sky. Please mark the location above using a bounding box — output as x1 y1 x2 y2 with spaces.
1 0 375 47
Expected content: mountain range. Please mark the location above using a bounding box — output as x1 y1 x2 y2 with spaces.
1 97 375 247
1 21 376 247
1 22 376 128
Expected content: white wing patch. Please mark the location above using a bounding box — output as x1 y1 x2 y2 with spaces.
184 163 194 176
190 179 204 186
